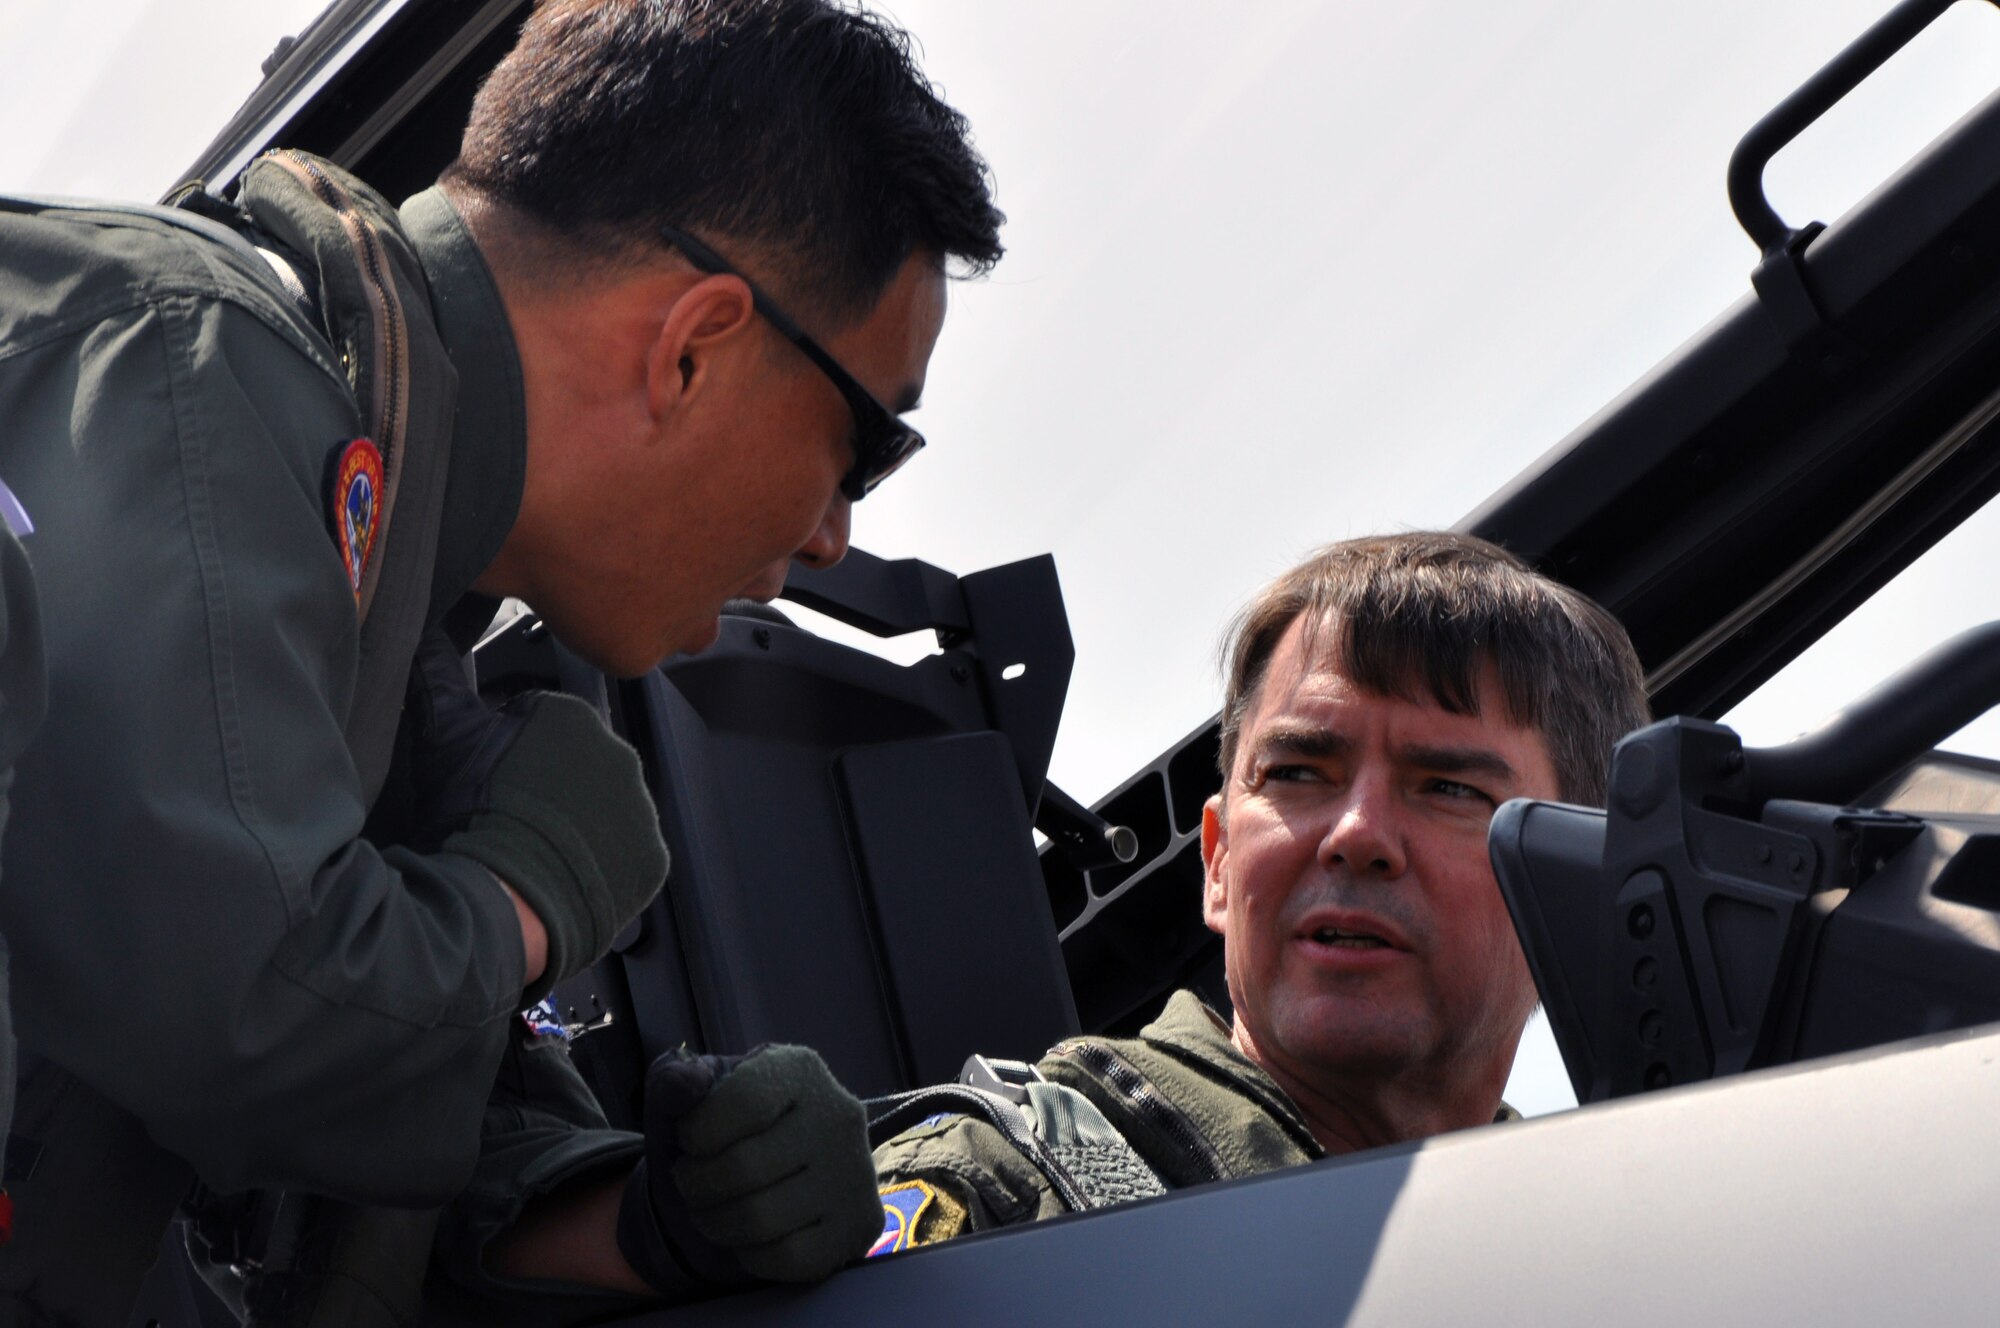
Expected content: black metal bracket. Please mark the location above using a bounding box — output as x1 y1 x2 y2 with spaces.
1749 222 1863 376
1035 780 1139 873
1493 718 1925 1105
958 1053 1042 1107
783 547 1076 813
1599 720 1825 1094
783 547 970 640
1726 0 2000 375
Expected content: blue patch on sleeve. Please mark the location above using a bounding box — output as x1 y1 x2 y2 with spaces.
867 1180 937 1258
520 998 572 1042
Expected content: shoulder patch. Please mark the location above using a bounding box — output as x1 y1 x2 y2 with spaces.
868 1180 939 1258
329 437 383 605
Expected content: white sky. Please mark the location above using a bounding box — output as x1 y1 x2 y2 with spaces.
7 0 2000 1117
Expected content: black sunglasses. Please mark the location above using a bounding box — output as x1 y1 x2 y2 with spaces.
657 223 925 501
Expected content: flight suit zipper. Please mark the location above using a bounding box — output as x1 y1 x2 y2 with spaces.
1061 1043 1229 1185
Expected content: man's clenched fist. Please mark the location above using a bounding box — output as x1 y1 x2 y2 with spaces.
617 1044 880 1297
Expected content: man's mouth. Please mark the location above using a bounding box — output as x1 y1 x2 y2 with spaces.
1308 926 1393 950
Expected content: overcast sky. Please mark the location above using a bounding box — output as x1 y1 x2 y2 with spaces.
7 0 2000 1116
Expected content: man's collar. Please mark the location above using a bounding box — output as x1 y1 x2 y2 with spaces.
1139 990 1324 1157
400 185 526 619
1144 990 1521 1136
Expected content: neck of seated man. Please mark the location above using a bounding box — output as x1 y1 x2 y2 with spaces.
1228 1013 1524 1155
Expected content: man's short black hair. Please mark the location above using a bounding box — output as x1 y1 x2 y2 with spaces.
446 0 1004 320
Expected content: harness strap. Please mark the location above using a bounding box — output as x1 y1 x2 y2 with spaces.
867 1057 1168 1214
868 1083 1093 1213
1021 1080 1167 1210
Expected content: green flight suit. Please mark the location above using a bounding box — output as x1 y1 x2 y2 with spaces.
872 991 1323 1244
872 990 1520 1247
0 162 642 1325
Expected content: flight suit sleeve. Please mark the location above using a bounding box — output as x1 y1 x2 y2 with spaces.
870 1114 1067 1251
431 1025 649 1318
0 280 524 1204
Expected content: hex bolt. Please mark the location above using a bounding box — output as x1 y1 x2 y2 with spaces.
1627 902 1655 940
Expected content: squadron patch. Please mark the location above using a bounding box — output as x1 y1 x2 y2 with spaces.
868 1180 938 1258
329 437 384 604
521 998 573 1042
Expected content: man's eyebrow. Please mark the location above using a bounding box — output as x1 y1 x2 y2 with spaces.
892 382 924 413
1403 743 1518 783
1246 726 1521 783
1250 724 1351 761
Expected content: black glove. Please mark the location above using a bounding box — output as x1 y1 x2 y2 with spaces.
398 627 668 997
617 1045 881 1298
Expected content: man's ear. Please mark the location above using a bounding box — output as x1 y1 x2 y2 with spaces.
1201 793 1229 936
645 272 758 424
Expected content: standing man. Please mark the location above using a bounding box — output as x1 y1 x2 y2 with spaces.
871 533 1649 1248
0 0 1002 1320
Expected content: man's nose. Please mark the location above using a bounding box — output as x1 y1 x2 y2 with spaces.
1317 775 1408 878
794 490 851 570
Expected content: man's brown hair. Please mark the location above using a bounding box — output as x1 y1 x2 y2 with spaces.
1217 532 1648 806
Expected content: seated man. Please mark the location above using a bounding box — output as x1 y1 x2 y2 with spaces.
870 531 1649 1247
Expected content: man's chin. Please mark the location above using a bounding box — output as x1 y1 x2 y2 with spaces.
620 612 731 674
683 613 723 656
563 631 682 681
1269 1000 1429 1073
